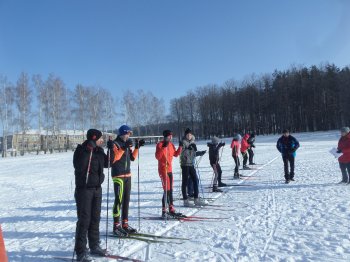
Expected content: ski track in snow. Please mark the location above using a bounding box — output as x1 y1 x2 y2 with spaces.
1 131 350 261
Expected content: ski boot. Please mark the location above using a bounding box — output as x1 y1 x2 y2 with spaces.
183 199 195 207
213 185 223 192
233 172 240 179
243 165 251 170
285 180 290 184
77 251 93 262
122 224 137 234
90 245 107 257
218 181 227 187
113 223 128 237
194 198 208 206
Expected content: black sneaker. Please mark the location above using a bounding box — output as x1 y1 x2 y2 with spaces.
285 180 290 184
122 224 137 234
233 173 240 179
90 245 107 257
243 166 251 170
77 252 93 262
112 224 128 237
290 178 295 181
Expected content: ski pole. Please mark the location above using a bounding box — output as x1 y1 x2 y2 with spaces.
195 155 205 199
164 146 168 223
105 138 111 250
137 140 141 232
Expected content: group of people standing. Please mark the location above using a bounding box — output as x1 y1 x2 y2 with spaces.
71 125 350 261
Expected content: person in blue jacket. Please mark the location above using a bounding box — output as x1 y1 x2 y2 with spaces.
276 129 300 183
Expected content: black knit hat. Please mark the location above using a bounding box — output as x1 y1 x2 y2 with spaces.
282 129 289 134
87 129 102 141
163 130 173 137
184 128 192 135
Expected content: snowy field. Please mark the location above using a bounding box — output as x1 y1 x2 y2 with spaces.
1 131 350 262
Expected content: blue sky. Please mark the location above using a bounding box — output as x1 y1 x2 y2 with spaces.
0 0 349 102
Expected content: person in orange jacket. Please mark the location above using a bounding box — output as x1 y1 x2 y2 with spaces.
241 134 250 170
107 125 145 236
155 130 182 218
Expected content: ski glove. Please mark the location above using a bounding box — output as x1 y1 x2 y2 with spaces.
197 150 206 156
179 140 183 147
107 140 114 150
135 139 145 149
123 139 133 150
337 149 342 153
188 144 197 151
219 142 225 147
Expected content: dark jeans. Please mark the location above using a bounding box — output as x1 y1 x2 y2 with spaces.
187 168 199 197
211 163 223 186
248 148 254 164
232 155 240 173
339 162 350 183
282 154 295 180
182 166 199 199
74 187 102 254
112 176 131 225
242 151 248 166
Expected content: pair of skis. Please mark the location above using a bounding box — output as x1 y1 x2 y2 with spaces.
107 231 187 244
55 253 142 262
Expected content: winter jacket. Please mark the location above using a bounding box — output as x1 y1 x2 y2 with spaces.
73 140 108 189
276 135 300 157
155 140 182 176
180 136 204 166
247 136 255 148
111 136 139 178
241 134 250 153
338 132 350 163
231 140 241 157
207 142 224 165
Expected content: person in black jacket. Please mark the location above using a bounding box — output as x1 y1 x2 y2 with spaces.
247 133 256 165
207 136 226 192
73 129 108 262
276 129 300 183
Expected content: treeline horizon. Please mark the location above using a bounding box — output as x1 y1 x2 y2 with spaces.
164 63 350 139
1 62 350 144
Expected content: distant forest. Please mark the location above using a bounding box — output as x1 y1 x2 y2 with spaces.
1 63 350 143
164 63 350 139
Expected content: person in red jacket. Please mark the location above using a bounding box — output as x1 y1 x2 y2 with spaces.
337 127 350 184
231 134 242 179
241 134 250 170
155 130 182 218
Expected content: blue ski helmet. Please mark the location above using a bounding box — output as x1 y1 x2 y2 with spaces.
118 125 132 136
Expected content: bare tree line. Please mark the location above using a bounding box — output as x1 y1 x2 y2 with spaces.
167 63 350 139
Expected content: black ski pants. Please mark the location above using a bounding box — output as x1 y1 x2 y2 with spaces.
339 162 350 183
74 187 102 255
112 176 131 225
282 154 295 180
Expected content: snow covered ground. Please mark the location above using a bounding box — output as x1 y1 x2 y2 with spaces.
1 131 349 262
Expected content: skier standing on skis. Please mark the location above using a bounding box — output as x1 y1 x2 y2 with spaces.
247 133 256 165
108 125 145 236
337 127 350 184
231 134 242 179
180 128 206 206
73 129 108 261
207 136 226 192
241 134 250 170
276 129 300 183
155 130 182 218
